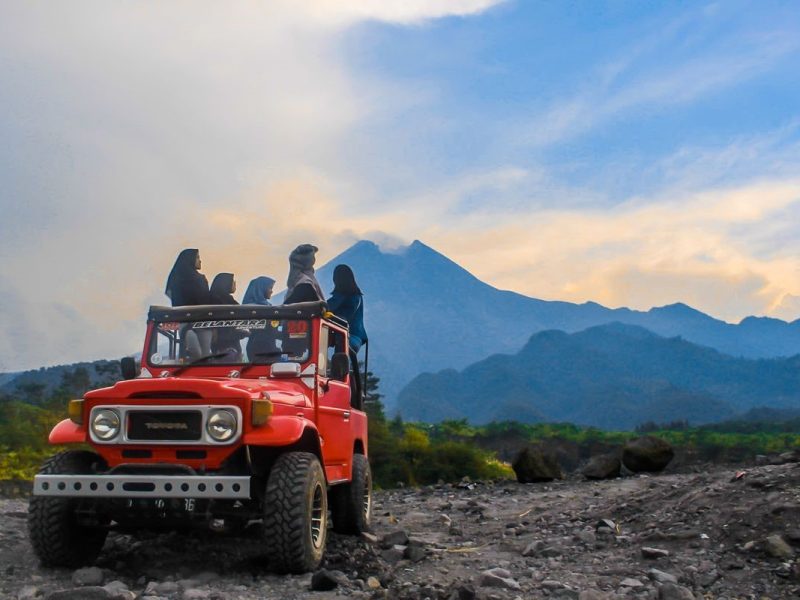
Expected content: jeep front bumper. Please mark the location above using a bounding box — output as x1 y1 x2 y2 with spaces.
33 474 251 499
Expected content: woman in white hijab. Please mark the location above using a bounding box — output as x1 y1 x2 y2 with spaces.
284 244 324 303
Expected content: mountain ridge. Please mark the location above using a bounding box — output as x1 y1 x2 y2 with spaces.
396 322 800 429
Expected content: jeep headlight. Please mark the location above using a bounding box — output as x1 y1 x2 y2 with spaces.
91 409 121 440
206 409 236 442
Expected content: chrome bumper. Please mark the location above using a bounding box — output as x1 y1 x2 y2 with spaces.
33 474 251 499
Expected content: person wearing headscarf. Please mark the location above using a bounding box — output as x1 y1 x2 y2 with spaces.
326 265 368 353
242 276 275 306
209 273 238 305
209 273 243 357
327 264 368 407
164 249 210 307
284 244 324 304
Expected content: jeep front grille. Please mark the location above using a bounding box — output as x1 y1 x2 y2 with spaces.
128 410 203 441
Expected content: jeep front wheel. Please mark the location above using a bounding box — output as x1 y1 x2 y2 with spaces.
262 452 327 573
331 453 372 535
28 450 109 567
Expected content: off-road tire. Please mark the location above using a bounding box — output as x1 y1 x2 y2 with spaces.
28 450 109 567
331 453 372 535
262 452 327 573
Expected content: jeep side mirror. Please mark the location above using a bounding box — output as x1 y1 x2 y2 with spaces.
120 357 139 380
330 352 350 382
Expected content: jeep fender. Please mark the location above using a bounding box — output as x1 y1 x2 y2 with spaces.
48 419 86 445
243 415 318 447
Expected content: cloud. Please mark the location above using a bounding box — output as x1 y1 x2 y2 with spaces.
416 179 800 322
288 0 507 27
0 1 505 371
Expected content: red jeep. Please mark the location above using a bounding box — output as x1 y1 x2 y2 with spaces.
28 301 371 573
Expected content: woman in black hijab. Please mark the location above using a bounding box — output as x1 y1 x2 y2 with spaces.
165 249 210 306
209 273 238 305
209 273 244 358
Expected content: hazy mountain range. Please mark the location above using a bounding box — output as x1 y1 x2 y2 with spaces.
396 323 800 428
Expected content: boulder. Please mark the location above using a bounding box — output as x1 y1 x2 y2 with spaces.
511 446 563 483
622 436 674 472
310 569 347 591
581 453 621 480
764 534 794 559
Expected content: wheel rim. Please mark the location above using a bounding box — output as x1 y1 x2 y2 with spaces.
362 469 372 522
310 481 325 549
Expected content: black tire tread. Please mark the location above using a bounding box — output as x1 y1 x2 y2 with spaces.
262 451 327 573
28 450 108 568
331 453 371 535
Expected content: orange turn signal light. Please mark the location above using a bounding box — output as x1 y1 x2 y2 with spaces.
252 398 273 426
68 399 84 425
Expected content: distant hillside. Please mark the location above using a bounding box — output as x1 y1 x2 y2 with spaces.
0 373 19 388
0 360 122 401
310 240 800 409
396 323 800 429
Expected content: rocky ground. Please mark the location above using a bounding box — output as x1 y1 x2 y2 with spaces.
1 459 799 600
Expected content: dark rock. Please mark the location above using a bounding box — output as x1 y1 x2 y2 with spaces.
595 519 618 534
380 530 409 548
648 568 678 584
360 532 379 544
310 569 346 591
381 547 405 563
46 588 113 600
622 436 674 472
479 568 521 590
641 546 670 559
764 534 794 558
785 529 800 543
449 584 476 600
511 445 563 483
522 540 545 556
71 567 105 587
658 583 695 600
404 543 427 562
582 453 621 480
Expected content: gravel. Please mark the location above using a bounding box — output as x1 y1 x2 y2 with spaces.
1 460 798 599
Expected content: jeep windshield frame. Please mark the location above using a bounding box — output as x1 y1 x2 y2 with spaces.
144 301 327 370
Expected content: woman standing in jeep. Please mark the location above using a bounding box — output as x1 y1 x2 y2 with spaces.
165 248 210 307
327 265 367 354
327 265 367 403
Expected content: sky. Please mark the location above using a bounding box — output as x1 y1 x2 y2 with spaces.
1 0 800 371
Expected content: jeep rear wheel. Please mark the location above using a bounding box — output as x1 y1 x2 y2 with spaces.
331 453 372 535
262 452 327 573
28 450 109 568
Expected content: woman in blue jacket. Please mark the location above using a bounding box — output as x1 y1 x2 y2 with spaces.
327 265 367 405
327 265 367 353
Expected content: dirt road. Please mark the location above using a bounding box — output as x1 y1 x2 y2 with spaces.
1 461 798 599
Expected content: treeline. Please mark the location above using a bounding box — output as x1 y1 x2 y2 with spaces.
1 368 799 485
363 374 512 487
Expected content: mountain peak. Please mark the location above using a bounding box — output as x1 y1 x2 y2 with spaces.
649 302 711 320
